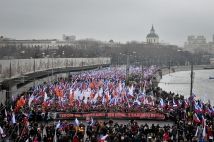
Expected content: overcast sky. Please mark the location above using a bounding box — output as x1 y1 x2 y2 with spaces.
1 0 214 46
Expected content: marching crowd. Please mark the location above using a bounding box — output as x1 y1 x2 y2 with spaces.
0 66 214 142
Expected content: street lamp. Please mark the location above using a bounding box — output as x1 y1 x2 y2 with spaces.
118 53 122 65
6 50 12 101
51 53 55 82
20 51 25 59
42 52 45 58
126 55 130 86
62 51 65 58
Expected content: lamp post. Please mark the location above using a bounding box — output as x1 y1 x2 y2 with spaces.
47 57 49 82
126 55 130 86
141 60 144 93
33 59 35 87
51 54 54 82
66 59 68 78
42 52 45 58
6 50 12 101
21 51 25 59
118 53 122 65
190 61 194 113
62 51 64 58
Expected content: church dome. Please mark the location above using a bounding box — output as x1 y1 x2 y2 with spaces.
146 25 159 43
146 33 159 38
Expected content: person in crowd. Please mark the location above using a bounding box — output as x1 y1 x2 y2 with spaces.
1 66 214 142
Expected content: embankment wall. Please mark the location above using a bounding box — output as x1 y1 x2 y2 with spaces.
151 65 211 87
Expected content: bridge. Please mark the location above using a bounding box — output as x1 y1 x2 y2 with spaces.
0 57 111 100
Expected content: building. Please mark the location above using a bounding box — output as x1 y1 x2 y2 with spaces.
0 39 56 49
146 25 159 44
210 58 214 66
0 36 15 41
63 34 76 41
184 35 214 54
0 36 118 49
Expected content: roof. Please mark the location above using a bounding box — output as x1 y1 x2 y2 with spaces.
146 33 159 38
151 25 155 31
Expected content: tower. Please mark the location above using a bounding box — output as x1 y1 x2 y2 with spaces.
146 25 159 43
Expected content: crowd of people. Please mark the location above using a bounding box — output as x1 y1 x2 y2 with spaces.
0 65 214 142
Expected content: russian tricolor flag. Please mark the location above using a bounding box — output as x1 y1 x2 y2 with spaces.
98 135 108 142
185 100 188 108
90 118 94 126
56 121 61 129
206 107 211 115
202 116 206 126
193 113 200 123
11 113 16 124
195 126 198 136
148 95 153 101
102 96 106 105
194 105 199 113
159 98 165 108
173 98 178 109
189 92 196 101
74 118 79 127
183 110 187 117
23 112 29 117
151 101 154 107
134 99 141 106
178 100 182 107
202 126 206 139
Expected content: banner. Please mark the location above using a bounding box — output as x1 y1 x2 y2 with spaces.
55 112 165 120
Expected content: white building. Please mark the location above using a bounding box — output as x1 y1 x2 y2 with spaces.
63 34 76 41
146 25 159 43
184 35 214 54
0 36 119 49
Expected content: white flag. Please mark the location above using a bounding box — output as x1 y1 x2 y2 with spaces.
44 92 48 102
0 126 3 134
195 126 198 136
5 109 7 117
12 113 16 124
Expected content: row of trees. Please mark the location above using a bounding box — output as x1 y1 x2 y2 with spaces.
0 40 212 66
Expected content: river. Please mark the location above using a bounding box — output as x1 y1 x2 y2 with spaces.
159 69 214 103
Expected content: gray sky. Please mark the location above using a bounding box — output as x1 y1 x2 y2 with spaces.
1 0 214 46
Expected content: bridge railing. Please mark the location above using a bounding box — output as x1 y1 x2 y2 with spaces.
0 57 111 80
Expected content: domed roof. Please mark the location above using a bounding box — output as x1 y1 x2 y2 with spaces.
146 33 159 38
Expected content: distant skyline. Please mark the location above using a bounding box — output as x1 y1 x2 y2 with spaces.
1 0 214 47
